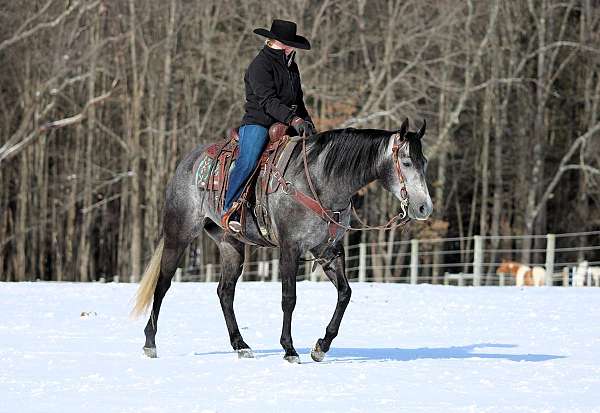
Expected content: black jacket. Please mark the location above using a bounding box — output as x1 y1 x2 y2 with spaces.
241 46 313 127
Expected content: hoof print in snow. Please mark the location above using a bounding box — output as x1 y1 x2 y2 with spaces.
236 348 254 359
143 346 157 358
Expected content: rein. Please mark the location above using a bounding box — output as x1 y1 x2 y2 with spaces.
300 132 411 234
271 132 412 244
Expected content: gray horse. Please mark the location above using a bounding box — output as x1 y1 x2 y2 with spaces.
132 118 432 363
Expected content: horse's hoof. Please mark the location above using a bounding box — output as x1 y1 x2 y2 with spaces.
284 355 301 364
311 346 326 362
236 348 254 359
143 346 157 358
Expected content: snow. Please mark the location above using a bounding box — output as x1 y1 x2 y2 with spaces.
1 282 600 413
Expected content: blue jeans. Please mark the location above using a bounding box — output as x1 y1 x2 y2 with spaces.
223 124 269 213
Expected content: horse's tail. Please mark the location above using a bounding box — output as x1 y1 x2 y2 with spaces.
131 238 164 319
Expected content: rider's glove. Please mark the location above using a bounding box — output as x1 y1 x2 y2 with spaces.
290 117 315 137
304 121 317 135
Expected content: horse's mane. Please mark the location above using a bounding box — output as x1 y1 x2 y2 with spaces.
302 127 426 187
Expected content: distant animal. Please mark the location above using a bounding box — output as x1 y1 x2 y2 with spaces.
530 266 546 286
496 260 546 286
592 267 600 287
573 261 600 287
573 261 588 287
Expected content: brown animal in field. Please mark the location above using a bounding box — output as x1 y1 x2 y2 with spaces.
496 260 545 286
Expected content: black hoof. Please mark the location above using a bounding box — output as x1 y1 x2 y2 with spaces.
143 346 157 358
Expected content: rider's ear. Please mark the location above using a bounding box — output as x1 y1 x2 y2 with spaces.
398 118 409 138
417 119 426 139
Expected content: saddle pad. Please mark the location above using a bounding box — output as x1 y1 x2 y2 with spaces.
195 151 236 192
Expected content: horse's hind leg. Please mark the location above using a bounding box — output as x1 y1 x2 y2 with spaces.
310 244 351 362
204 221 253 358
140 194 202 357
142 239 189 357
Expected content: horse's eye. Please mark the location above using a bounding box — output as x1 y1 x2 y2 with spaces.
402 160 412 168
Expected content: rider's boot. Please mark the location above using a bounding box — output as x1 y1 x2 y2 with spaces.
221 202 242 233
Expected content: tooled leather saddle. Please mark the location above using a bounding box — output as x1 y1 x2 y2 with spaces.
192 120 301 246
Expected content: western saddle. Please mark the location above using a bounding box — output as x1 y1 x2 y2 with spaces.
192 120 301 246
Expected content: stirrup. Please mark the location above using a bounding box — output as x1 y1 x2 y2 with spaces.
221 203 242 233
228 220 242 233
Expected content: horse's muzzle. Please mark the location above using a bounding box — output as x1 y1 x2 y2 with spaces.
409 199 433 220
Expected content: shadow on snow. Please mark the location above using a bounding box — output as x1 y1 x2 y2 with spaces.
194 343 565 363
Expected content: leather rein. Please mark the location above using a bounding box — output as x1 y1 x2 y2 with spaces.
271 132 412 243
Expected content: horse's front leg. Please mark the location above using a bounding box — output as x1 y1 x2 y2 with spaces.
311 244 351 362
279 244 302 363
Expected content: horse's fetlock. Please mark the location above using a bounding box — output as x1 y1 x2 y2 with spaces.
280 336 293 349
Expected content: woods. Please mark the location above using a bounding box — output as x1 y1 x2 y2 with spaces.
1 0 599 282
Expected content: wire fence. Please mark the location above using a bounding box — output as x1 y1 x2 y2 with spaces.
175 230 600 287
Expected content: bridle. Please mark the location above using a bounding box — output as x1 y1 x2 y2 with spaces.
391 132 411 220
269 131 413 249
292 132 413 238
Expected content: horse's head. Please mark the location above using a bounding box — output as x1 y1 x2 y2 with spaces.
380 118 432 220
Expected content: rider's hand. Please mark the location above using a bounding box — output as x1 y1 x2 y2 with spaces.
292 118 308 136
291 117 315 136
305 121 317 135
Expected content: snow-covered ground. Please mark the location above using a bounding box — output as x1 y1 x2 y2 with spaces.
1 282 599 413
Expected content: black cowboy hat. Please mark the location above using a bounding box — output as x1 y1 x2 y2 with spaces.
253 19 311 50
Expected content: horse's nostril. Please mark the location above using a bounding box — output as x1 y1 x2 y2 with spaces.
419 204 426 215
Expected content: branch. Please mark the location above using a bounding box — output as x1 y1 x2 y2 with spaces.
0 1 99 52
0 78 119 166
429 0 500 160
530 121 600 221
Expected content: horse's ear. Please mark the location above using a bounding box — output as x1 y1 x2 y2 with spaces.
399 118 409 138
417 119 426 139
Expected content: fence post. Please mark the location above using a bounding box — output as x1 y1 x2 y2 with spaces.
271 259 279 282
473 235 483 286
499 272 505 286
545 233 555 286
174 268 182 282
206 263 214 282
358 243 367 282
410 239 419 285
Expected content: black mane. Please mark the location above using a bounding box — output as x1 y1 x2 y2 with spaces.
303 128 426 187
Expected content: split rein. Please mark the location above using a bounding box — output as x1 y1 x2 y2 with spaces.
297 132 412 234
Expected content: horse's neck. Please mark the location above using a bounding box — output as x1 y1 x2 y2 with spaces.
307 132 388 209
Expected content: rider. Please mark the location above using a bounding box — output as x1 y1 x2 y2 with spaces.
221 19 316 232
